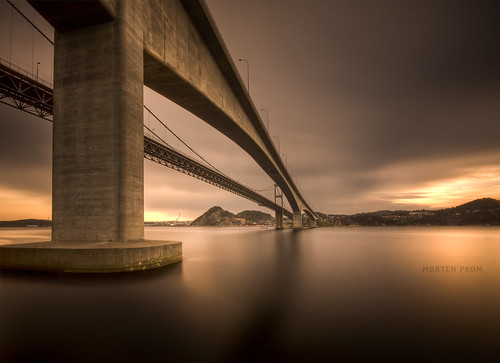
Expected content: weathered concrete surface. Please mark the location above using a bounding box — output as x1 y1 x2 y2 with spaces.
23 0 318 270
0 241 181 273
141 0 318 222
5 0 182 272
51 0 145 242
28 0 116 33
293 211 303 229
275 210 284 229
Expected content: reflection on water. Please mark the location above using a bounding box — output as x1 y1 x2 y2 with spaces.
1 226 499 361
0 227 51 246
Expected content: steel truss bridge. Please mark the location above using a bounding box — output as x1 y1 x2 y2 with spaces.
0 60 293 219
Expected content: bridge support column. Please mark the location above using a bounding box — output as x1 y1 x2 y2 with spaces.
52 1 145 243
310 219 317 228
275 210 284 229
293 211 303 229
0 1 181 273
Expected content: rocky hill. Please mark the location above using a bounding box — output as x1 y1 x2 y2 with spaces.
191 206 235 226
235 210 272 223
191 207 273 226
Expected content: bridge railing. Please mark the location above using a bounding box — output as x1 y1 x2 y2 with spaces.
0 58 52 89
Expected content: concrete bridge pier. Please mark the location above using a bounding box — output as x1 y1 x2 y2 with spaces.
293 211 303 229
0 0 181 273
275 210 284 229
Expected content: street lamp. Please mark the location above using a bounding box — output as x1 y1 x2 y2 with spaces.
238 58 249 92
260 108 269 131
273 136 280 153
36 61 40 80
282 153 288 168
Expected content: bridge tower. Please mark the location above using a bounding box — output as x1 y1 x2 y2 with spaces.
52 1 144 242
274 184 284 229
0 0 181 272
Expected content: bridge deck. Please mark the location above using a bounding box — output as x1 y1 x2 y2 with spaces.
0 62 292 219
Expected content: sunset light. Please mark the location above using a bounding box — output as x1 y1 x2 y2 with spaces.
391 167 500 209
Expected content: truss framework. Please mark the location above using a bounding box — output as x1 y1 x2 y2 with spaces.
144 137 293 218
0 62 53 120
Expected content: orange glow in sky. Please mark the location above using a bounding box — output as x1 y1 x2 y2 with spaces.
391 167 500 209
0 188 51 221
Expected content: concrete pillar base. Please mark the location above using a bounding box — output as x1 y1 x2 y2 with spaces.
293 211 303 229
275 210 284 229
0 240 181 273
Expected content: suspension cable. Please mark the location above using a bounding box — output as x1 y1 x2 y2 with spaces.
143 105 223 174
144 110 275 196
144 124 172 148
5 0 54 45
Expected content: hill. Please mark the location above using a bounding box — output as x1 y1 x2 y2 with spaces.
0 219 52 227
235 210 272 224
326 198 500 227
190 206 235 226
454 197 500 211
191 207 273 226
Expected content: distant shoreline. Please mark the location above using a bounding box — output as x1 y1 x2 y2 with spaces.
3 198 499 228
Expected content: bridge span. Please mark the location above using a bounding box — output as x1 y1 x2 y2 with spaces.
0 0 319 273
0 57 294 221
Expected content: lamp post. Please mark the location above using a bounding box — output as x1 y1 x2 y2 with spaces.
282 153 288 168
273 136 280 153
238 58 249 92
36 61 40 80
260 108 269 131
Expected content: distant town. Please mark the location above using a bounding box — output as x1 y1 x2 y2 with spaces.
1 198 499 228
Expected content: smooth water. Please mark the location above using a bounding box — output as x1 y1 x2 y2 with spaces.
1 226 499 362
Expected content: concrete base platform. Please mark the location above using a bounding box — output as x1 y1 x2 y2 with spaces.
0 240 182 273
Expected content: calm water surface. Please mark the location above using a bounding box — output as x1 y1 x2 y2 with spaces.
1 226 499 362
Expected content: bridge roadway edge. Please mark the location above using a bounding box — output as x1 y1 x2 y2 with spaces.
0 240 182 273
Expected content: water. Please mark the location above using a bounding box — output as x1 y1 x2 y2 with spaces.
1 226 499 362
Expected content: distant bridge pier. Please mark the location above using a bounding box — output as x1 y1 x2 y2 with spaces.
293 211 303 229
0 0 181 273
275 210 284 229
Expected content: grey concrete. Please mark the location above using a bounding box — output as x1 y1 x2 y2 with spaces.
0 240 182 273
12 0 320 273
275 210 284 229
28 0 319 237
141 0 318 223
0 0 183 273
52 0 145 242
293 211 303 229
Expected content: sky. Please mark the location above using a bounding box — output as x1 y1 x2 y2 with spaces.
1 0 500 221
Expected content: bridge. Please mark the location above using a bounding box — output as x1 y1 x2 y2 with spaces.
0 58 294 220
0 0 319 273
